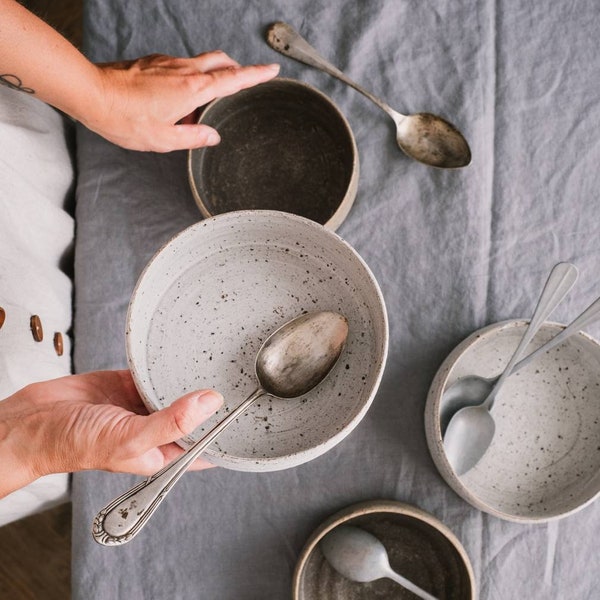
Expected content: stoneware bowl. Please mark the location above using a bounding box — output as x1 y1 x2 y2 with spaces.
426 319 600 522
293 500 475 599
126 210 388 471
188 78 359 231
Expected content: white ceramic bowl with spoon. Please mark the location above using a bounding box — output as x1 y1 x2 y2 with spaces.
126 210 388 472
426 319 600 522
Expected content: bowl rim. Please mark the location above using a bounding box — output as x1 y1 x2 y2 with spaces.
125 209 389 470
425 318 600 523
292 498 476 599
187 76 360 232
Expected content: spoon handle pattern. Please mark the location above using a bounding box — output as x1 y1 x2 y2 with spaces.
92 388 264 546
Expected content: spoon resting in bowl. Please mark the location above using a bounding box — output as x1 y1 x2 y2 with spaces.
266 21 471 169
440 292 600 436
320 525 439 600
92 311 348 546
443 262 578 476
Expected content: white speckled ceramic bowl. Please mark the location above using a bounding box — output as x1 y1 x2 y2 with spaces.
293 500 475 600
126 210 388 471
426 319 600 522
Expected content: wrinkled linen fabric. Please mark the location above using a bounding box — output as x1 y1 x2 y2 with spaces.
73 1 600 598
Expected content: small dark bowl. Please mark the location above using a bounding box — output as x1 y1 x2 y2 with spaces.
188 78 358 231
294 500 475 600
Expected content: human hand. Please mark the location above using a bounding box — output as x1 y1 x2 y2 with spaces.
0 370 223 497
82 51 280 152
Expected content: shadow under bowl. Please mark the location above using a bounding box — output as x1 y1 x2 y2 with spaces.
293 500 475 600
188 78 359 231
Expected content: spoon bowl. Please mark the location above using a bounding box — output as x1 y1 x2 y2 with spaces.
321 525 439 599
267 22 471 168
93 311 348 545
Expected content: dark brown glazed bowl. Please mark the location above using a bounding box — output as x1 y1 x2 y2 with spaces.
188 78 358 231
293 500 475 600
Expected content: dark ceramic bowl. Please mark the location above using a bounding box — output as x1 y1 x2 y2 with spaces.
293 500 475 600
188 78 358 231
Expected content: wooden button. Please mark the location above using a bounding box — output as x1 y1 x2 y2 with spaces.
53 332 64 356
0 306 5 329
30 315 43 342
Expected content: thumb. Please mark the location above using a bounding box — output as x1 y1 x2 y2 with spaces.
131 390 223 451
168 123 221 150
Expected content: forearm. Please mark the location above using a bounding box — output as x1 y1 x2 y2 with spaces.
0 0 101 121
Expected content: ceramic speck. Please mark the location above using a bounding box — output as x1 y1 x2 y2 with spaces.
188 78 359 231
426 320 600 522
126 210 388 472
293 500 475 600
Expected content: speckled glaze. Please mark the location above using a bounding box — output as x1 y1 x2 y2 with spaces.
426 320 600 522
126 210 388 472
293 500 475 600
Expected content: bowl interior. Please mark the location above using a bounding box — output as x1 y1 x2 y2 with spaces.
295 502 474 600
188 79 358 230
427 321 600 520
126 211 387 471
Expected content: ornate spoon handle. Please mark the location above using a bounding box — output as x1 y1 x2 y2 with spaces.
92 388 264 546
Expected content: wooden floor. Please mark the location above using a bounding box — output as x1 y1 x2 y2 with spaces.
2 5 82 599
0 504 72 599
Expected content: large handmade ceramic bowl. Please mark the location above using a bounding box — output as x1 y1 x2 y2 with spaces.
426 319 600 522
293 500 475 599
188 78 359 231
126 211 388 471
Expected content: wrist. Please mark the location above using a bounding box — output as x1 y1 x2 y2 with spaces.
0 392 41 497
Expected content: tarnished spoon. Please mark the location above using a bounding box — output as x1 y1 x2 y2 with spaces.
266 21 471 168
93 311 349 545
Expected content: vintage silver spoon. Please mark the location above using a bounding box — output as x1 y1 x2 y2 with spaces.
443 262 578 476
320 525 438 600
266 21 471 168
93 311 349 546
440 293 600 436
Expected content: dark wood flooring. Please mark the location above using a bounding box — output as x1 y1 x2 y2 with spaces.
0 503 72 599
2 5 81 599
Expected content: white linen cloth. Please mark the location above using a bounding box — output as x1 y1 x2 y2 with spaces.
0 85 74 526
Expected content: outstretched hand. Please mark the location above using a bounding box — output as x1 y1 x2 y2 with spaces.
85 51 280 152
0 370 223 497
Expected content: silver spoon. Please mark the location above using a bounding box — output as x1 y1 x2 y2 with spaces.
320 525 439 600
92 311 349 546
440 292 600 436
266 21 471 169
443 262 578 476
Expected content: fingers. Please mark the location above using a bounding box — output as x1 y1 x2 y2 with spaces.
130 389 223 452
112 390 223 475
198 62 280 103
171 123 221 149
190 50 240 72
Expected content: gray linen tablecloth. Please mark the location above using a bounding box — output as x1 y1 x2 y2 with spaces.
72 1 600 598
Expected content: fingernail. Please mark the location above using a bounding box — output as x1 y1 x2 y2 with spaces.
195 390 224 413
266 63 280 73
207 131 220 146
